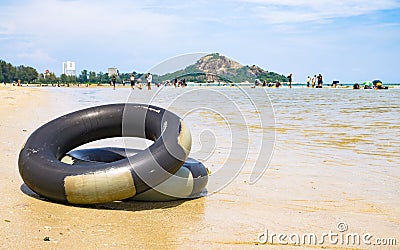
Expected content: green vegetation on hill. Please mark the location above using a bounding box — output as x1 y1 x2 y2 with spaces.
154 53 287 83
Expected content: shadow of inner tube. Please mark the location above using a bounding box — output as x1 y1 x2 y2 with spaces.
18 103 203 204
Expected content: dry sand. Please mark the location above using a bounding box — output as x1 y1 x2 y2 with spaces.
0 85 399 249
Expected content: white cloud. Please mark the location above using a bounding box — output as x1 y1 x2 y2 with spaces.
1 0 399 81
0 0 187 61
17 49 57 65
148 52 208 75
0 0 189 72
7 0 181 40
240 0 400 23
0 22 15 35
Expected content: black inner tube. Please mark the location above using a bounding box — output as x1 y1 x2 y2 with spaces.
18 103 191 204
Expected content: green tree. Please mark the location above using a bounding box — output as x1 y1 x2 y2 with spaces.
44 72 57 84
119 73 130 82
97 72 104 83
0 65 4 83
25 66 38 83
89 71 96 83
37 73 45 84
67 75 76 84
60 74 68 84
78 70 88 83
97 72 110 84
0 61 16 82
16 65 38 83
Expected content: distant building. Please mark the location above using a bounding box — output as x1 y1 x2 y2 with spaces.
108 67 119 76
62 61 76 76
44 69 51 79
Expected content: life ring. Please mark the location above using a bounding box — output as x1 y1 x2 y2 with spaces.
62 147 208 201
18 104 192 204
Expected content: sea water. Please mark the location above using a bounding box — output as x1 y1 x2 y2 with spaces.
46 86 400 196
46 86 400 163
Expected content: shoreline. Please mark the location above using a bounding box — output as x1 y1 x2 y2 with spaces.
2 82 400 89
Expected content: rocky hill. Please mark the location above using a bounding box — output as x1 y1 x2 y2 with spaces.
155 53 287 83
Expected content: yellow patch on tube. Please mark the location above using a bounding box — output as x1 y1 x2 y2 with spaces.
178 120 192 155
64 168 136 204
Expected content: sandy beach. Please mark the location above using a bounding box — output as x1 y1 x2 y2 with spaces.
0 85 399 249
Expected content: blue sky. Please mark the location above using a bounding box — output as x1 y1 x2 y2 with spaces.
1 0 399 83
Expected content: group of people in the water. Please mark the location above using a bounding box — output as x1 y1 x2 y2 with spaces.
353 80 388 90
255 73 324 88
305 74 324 88
127 73 188 90
254 74 389 89
257 80 282 88
126 73 153 90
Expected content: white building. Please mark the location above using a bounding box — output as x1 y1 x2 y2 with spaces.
108 67 118 76
62 61 76 76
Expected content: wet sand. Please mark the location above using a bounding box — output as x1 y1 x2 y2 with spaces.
0 85 399 249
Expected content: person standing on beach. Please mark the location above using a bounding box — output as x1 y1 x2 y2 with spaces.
307 76 311 88
130 73 135 89
317 74 323 88
146 73 152 90
287 73 293 88
312 75 316 88
111 75 116 90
